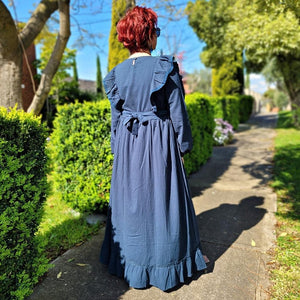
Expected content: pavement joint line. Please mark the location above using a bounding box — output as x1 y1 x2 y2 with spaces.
193 186 274 193
201 239 268 253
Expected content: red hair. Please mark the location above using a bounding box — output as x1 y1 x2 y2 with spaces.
117 6 157 53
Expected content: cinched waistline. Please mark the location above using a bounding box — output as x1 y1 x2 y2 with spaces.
120 106 169 136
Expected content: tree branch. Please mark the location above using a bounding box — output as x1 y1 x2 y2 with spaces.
27 0 71 115
20 0 59 50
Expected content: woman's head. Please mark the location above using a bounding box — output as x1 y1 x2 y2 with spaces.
117 6 158 54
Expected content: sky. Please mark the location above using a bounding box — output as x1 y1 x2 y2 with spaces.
5 0 269 94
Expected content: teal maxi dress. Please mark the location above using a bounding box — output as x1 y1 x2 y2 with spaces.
100 55 207 291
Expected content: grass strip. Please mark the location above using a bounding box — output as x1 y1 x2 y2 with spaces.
37 187 101 261
270 111 300 299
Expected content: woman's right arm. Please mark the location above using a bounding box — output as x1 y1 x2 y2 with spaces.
103 69 122 154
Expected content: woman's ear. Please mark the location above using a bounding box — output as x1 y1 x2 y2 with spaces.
149 34 157 51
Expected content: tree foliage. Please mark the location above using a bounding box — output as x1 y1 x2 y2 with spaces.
96 54 104 97
38 29 77 101
72 57 79 84
186 0 244 95
212 55 244 96
186 68 212 95
108 0 135 71
186 0 300 108
264 88 289 111
186 0 235 68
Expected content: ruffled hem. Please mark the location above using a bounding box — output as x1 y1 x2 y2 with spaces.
125 247 206 291
102 246 206 292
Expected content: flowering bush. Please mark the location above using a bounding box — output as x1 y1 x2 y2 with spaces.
213 118 234 146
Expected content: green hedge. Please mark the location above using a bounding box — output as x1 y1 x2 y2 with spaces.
207 94 254 130
49 101 113 213
49 93 252 213
0 107 49 299
49 95 214 212
238 95 254 123
208 95 240 130
185 93 215 175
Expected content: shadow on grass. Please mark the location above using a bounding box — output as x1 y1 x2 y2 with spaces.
276 111 296 129
39 217 101 261
272 143 300 220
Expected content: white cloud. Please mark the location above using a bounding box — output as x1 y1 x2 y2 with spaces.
250 74 263 80
249 73 274 94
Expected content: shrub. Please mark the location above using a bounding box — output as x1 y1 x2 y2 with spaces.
238 95 254 123
185 93 215 175
50 94 215 212
0 107 49 299
213 118 234 146
211 56 244 96
49 100 113 213
41 81 97 131
208 95 240 130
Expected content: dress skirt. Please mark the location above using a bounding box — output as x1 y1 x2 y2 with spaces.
100 115 207 291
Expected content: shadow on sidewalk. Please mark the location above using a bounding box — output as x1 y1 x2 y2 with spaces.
247 113 278 128
197 196 267 266
189 146 238 198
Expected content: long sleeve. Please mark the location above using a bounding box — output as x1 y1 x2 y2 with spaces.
103 69 122 154
165 62 193 156
109 90 122 154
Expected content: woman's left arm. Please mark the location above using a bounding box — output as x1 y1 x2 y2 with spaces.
166 62 193 156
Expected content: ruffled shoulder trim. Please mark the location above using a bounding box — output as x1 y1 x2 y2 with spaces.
151 55 175 95
103 68 121 106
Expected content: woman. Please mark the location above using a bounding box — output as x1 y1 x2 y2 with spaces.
100 6 208 291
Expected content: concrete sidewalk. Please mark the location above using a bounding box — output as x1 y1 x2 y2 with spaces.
28 113 278 300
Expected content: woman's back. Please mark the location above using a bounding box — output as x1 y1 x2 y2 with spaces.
100 6 207 292
113 56 172 112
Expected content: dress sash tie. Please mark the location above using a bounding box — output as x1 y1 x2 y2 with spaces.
121 106 169 136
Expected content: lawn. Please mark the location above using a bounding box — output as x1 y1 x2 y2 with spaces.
37 183 101 261
270 111 300 299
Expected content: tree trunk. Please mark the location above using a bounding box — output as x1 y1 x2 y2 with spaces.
0 0 61 111
126 0 135 11
0 1 22 109
278 55 300 109
27 0 70 115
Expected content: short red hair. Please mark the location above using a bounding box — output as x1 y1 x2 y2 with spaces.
117 6 157 53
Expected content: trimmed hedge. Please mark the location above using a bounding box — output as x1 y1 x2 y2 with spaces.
238 95 254 123
207 94 254 129
50 96 214 213
49 92 253 213
49 101 113 213
0 107 49 299
185 93 215 175
208 95 240 130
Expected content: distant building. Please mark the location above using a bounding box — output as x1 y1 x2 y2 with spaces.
244 88 263 114
182 72 192 95
78 79 97 94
